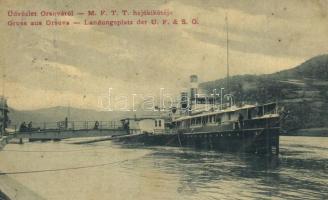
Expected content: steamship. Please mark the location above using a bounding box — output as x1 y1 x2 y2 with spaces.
115 75 285 155
114 19 285 155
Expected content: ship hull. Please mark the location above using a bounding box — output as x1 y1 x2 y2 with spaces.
114 128 280 155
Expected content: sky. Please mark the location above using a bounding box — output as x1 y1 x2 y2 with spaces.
1 0 327 110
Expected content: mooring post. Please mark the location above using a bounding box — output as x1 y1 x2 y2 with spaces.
276 134 279 156
265 130 270 155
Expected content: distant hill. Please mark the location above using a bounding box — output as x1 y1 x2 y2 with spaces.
7 55 328 134
9 106 119 124
272 54 328 80
200 54 328 133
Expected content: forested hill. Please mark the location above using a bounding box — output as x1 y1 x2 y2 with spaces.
200 54 328 134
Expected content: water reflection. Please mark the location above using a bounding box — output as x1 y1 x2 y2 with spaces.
116 136 328 200
0 136 327 200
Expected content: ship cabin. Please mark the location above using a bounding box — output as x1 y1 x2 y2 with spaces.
121 117 166 135
171 102 279 132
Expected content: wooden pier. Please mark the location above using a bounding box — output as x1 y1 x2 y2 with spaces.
12 121 126 141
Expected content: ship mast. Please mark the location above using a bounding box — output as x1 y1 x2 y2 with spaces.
225 14 230 94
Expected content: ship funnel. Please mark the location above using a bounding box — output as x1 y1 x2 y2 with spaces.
190 75 198 100
180 91 189 113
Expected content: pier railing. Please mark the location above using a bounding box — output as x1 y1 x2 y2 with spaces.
12 121 123 133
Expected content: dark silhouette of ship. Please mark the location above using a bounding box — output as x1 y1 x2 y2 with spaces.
114 75 286 155
114 18 287 155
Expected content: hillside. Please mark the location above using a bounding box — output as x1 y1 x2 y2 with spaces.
7 55 328 134
200 54 328 133
272 54 328 80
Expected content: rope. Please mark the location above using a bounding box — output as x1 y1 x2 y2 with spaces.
0 157 141 176
2 146 111 153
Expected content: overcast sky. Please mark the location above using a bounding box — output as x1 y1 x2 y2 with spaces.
1 0 327 110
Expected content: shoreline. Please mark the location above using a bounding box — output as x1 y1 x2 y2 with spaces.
1 135 42 200
283 128 328 137
1 137 44 200
0 172 44 200
0 136 11 200
0 190 11 200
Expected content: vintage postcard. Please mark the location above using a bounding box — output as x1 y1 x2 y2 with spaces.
0 0 327 199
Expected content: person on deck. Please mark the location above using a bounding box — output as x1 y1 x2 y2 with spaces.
64 117 68 129
28 121 33 131
94 121 99 130
238 113 244 129
19 122 27 132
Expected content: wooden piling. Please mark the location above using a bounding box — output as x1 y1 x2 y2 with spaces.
276 134 279 156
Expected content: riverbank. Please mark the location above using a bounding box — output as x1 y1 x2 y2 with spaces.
0 172 44 200
0 190 11 200
284 128 328 137
1 135 44 200
0 136 11 200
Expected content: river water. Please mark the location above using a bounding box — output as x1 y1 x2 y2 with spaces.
0 136 327 200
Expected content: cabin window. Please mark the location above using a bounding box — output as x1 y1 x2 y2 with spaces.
196 117 201 124
187 120 190 127
209 115 215 123
159 120 162 127
228 113 231 120
215 115 221 123
247 109 252 119
257 106 263 116
155 120 157 127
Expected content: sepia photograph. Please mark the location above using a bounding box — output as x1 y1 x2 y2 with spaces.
0 0 327 199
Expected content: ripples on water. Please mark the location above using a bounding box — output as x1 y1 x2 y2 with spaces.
0 136 327 200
